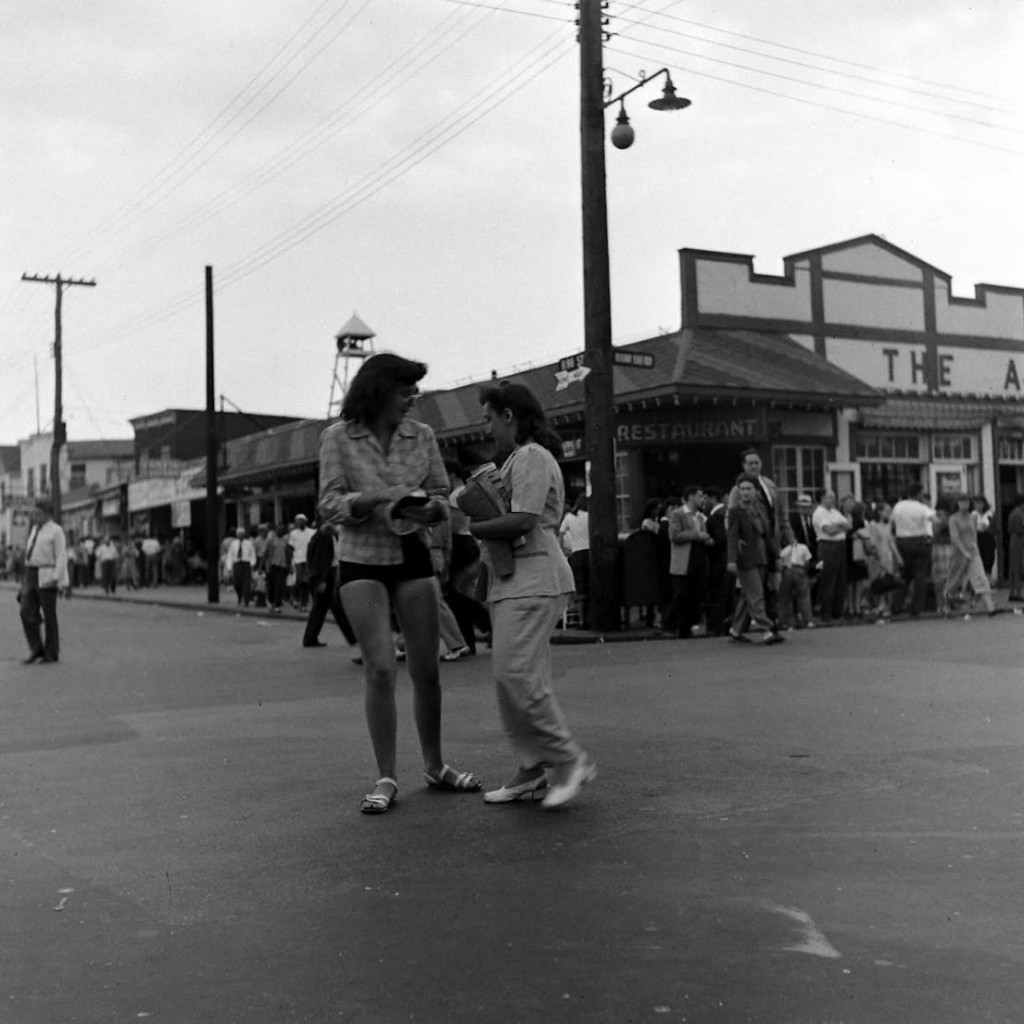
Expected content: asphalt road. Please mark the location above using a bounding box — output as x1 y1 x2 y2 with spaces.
2 596 1023 1023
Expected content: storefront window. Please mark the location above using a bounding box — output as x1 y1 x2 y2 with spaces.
615 448 631 534
998 436 1024 463
853 434 921 461
861 464 924 505
932 434 974 461
772 446 825 507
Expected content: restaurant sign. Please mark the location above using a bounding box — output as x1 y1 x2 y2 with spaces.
616 407 767 446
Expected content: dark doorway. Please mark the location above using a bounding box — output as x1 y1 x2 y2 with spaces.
641 444 751 500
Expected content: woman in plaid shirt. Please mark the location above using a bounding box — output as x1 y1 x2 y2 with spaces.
318 353 481 814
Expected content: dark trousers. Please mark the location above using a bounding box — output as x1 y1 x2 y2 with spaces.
267 565 287 609
663 573 700 637
895 537 931 615
20 569 59 660
101 560 117 594
445 584 491 652
816 541 847 620
303 569 356 645
232 561 252 605
704 559 732 635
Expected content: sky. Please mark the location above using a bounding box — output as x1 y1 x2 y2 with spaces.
3 0 1023 445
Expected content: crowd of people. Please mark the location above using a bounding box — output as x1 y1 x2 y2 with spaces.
11 351 1024 820
2 532 208 593
627 456 1008 644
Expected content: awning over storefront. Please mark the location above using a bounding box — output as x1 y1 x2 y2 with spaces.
416 328 881 442
128 472 206 512
859 396 1024 431
192 418 327 488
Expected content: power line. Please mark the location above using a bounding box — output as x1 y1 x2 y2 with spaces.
611 0 1017 105
50 0 368 269
90 2 499 275
607 41 1024 156
436 0 573 20
615 23 1022 135
21 32 574 362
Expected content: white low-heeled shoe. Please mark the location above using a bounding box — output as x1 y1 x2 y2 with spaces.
541 757 597 809
483 775 548 804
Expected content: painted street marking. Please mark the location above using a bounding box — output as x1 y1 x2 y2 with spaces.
766 903 842 959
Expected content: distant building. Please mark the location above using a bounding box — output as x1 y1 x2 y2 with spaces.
0 432 135 545
126 407 304 551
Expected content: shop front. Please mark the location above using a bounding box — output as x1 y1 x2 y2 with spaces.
417 326 878 531
127 468 207 550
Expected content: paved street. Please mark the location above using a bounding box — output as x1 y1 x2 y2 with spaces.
2 593 1024 1023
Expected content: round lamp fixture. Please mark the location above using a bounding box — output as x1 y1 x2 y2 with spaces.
609 103 635 149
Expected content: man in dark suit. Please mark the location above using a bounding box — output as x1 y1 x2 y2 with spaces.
727 449 783 627
726 474 784 644
788 493 818 560
302 522 358 651
703 487 731 635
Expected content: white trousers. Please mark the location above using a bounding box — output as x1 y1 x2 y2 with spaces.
489 595 582 769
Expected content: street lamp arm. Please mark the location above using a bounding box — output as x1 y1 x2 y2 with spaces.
603 67 670 108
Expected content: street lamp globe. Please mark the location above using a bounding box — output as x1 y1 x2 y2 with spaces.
609 103 634 149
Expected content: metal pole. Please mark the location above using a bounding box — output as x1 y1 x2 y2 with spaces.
579 0 619 631
51 278 64 521
205 266 220 603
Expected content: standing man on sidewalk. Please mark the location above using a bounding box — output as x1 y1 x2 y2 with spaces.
226 527 255 607
287 514 315 611
19 498 69 665
96 534 119 594
891 482 935 617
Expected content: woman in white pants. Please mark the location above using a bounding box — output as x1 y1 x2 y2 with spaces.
469 382 596 809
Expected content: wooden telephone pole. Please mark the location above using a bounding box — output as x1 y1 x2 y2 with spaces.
578 0 619 631
21 272 96 522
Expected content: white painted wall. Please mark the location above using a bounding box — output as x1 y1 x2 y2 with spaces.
696 261 811 320
821 242 923 282
933 281 1024 339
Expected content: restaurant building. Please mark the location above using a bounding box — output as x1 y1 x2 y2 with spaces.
415 234 1024 535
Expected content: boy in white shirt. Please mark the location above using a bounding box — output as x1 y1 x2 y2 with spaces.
777 522 815 629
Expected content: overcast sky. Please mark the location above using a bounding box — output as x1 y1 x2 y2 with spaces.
3 0 1022 445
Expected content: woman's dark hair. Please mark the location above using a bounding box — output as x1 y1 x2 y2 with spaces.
643 498 661 518
479 380 562 457
571 493 589 513
341 353 427 424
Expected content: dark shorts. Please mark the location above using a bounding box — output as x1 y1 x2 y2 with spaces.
337 534 434 594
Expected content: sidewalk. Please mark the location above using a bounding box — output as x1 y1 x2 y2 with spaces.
2 577 1019 644
0 578 626 644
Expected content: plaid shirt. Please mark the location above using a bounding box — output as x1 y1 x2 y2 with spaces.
318 417 449 565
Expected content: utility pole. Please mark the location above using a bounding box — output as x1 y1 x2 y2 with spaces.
205 266 220 604
21 273 97 522
578 0 619 632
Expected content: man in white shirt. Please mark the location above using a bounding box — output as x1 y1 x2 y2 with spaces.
96 535 119 594
890 482 934 617
19 498 69 664
141 535 162 587
288 514 315 610
226 527 256 606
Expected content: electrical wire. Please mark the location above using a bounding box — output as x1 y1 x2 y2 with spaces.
607 41 1024 156
93 2 501 275
615 23 1022 134
51 0 369 269
22 32 574 361
611 0 1017 105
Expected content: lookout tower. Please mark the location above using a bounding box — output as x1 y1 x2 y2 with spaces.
327 312 376 419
